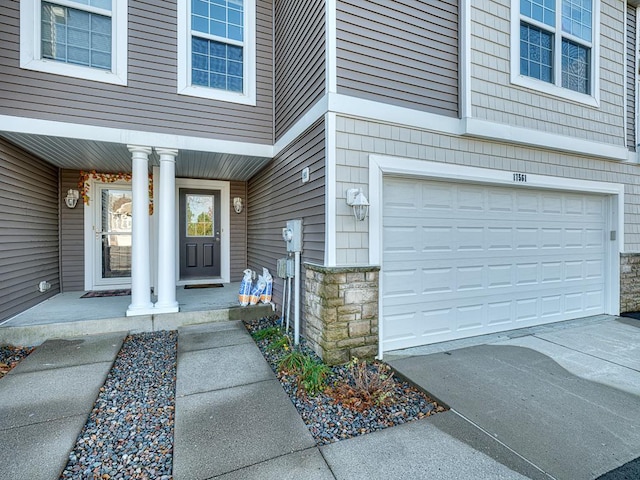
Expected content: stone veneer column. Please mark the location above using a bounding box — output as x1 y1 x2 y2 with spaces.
620 253 640 312
304 263 380 365
126 146 154 316
154 149 179 313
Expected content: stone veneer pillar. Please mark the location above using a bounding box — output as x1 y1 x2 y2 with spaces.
304 263 380 365
620 253 640 312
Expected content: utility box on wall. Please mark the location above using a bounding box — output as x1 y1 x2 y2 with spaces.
282 219 303 253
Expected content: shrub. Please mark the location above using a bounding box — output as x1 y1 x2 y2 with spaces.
329 358 396 411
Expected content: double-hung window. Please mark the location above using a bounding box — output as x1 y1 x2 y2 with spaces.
20 0 127 85
178 0 256 105
512 0 599 104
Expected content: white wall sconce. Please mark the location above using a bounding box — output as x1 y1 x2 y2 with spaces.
64 189 79 208
346 188 369 222
233 196 244 214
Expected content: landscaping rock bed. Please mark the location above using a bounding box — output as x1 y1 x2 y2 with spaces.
60 331 177 480
244 316 446 445
0 345 34 379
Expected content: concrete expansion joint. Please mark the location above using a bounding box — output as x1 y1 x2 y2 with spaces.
449 409 556 479
178 377 276 399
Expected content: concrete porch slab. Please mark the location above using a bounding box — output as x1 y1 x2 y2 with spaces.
176 341 274 396
173 379 316 480
0 283 273 346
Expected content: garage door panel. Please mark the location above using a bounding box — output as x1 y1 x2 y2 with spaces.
382 178 608 351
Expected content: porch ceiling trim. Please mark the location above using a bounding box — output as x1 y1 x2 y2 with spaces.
0 114 274 158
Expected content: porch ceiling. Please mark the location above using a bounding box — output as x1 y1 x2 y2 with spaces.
0 132 272 181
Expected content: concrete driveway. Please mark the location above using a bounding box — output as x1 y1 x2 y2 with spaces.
388 315 640 480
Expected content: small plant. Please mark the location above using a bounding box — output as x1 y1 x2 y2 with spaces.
267 334 290 352
299 356 330 396
251 326 282 341
278 350 306 373
329 358 396 411
277 350 329 396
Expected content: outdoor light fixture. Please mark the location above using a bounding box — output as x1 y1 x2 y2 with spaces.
346 188 369 222
64 189 79 208
233 196 243 214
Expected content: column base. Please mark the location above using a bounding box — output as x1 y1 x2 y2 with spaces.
154 303 180 314
126 303 155 317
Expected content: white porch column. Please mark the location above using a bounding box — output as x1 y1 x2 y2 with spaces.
154 148 179 313
126 145 154 316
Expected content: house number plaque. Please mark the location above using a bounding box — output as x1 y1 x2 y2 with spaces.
512 173 527 183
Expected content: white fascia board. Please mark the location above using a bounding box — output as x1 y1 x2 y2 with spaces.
328 93 462 136
325 112 337 267
460 0 472 118
0 114 273 157
326 0 337 94
463 117 629 162
273 95 328 157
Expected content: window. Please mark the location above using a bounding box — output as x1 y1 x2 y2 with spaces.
512 0 599 104
20 0 127 85
178 0 256 105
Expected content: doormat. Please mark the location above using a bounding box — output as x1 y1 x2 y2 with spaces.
184 284 224 289
81 289 131 298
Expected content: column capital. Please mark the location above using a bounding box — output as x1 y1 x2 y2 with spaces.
155 148 179 158
127 145 152 155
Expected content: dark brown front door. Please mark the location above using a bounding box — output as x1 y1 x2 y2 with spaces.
179 189 221 279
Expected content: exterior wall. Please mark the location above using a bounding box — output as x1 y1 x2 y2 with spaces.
274 0 326 140
334 116 640 264
620 253 640 312
0 138 59 322
60 169 84 291
336 0 459 118
470 0 625 145
230 181 248 281
304 264 379 365
627 3 637 152
0 0 273 144
247 119 326 325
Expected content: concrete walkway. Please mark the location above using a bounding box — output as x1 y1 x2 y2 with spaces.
1 316 638 479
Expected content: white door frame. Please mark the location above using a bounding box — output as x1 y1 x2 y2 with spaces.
83 178 133 291
175 178 230 285
369 155 624 357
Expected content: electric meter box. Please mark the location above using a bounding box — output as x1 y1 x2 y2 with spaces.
282 219 303 253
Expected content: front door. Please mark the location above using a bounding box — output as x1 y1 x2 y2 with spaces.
179 189 221 280
95 185 132 287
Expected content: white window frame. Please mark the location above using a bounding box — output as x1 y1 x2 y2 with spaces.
510 0 600 107
177 0 256 105
20 0 128 85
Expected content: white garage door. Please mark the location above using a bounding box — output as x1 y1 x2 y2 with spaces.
382 177 608 352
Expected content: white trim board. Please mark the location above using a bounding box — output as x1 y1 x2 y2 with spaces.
0 114 273 158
